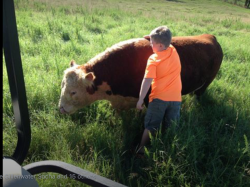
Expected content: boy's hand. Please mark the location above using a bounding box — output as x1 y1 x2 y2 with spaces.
136 99 144 110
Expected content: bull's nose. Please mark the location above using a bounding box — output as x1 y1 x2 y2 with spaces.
60 107 67 114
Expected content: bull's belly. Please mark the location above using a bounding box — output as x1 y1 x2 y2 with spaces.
108 95 138 110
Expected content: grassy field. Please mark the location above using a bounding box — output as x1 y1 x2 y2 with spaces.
3 0 250 186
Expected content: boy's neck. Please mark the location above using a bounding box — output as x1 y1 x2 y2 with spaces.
156 47 168 53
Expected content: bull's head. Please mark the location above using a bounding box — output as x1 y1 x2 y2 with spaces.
58 61 95 114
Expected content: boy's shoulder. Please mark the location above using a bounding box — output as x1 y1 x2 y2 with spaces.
148 54 157 62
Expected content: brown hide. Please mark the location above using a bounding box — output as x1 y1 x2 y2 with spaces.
80 34 223 105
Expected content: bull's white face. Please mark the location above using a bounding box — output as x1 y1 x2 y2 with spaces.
58 62 95 114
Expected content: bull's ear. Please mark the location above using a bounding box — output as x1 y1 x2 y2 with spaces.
70 60 77 67
84 72 95 81
143 35 150 41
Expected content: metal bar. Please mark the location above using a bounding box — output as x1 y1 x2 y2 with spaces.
2 0 31 165
24 161 128 187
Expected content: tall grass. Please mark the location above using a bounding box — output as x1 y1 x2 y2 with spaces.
3 0 250 186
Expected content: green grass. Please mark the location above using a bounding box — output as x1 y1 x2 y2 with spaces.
3 0 250 186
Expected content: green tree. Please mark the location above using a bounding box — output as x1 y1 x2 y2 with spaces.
245 0 250 8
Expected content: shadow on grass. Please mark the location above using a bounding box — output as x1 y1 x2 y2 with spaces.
58 89 249 186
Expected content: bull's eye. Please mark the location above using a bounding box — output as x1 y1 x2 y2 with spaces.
71 91 77 96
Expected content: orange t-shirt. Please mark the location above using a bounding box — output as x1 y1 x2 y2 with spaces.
144 44 182 102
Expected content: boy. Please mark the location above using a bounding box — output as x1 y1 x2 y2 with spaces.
136 26 182 155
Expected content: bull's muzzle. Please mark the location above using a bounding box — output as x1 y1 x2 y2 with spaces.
59 107 67 114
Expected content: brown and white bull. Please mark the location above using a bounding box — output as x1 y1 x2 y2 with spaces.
59 34 223 114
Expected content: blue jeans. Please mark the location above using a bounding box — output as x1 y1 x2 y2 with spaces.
144 99 181 131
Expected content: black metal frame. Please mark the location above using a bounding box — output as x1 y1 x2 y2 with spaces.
3 0 31 165
2 0 127 186
23 161 126 187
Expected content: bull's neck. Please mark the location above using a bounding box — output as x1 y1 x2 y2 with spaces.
90 81 113 101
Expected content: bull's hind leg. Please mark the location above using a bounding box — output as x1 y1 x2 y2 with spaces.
194 52 223 99
194 66 222 99
194 82 210 100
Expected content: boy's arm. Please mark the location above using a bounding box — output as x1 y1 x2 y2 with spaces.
136 78 153 110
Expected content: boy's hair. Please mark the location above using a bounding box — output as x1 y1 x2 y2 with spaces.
150 26 172 47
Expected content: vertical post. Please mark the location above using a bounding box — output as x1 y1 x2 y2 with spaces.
3 0 31 165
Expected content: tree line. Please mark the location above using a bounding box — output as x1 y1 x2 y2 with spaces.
245 0 250 8
223 0 249 8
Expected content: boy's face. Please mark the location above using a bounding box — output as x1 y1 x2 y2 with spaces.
150 38 167 53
